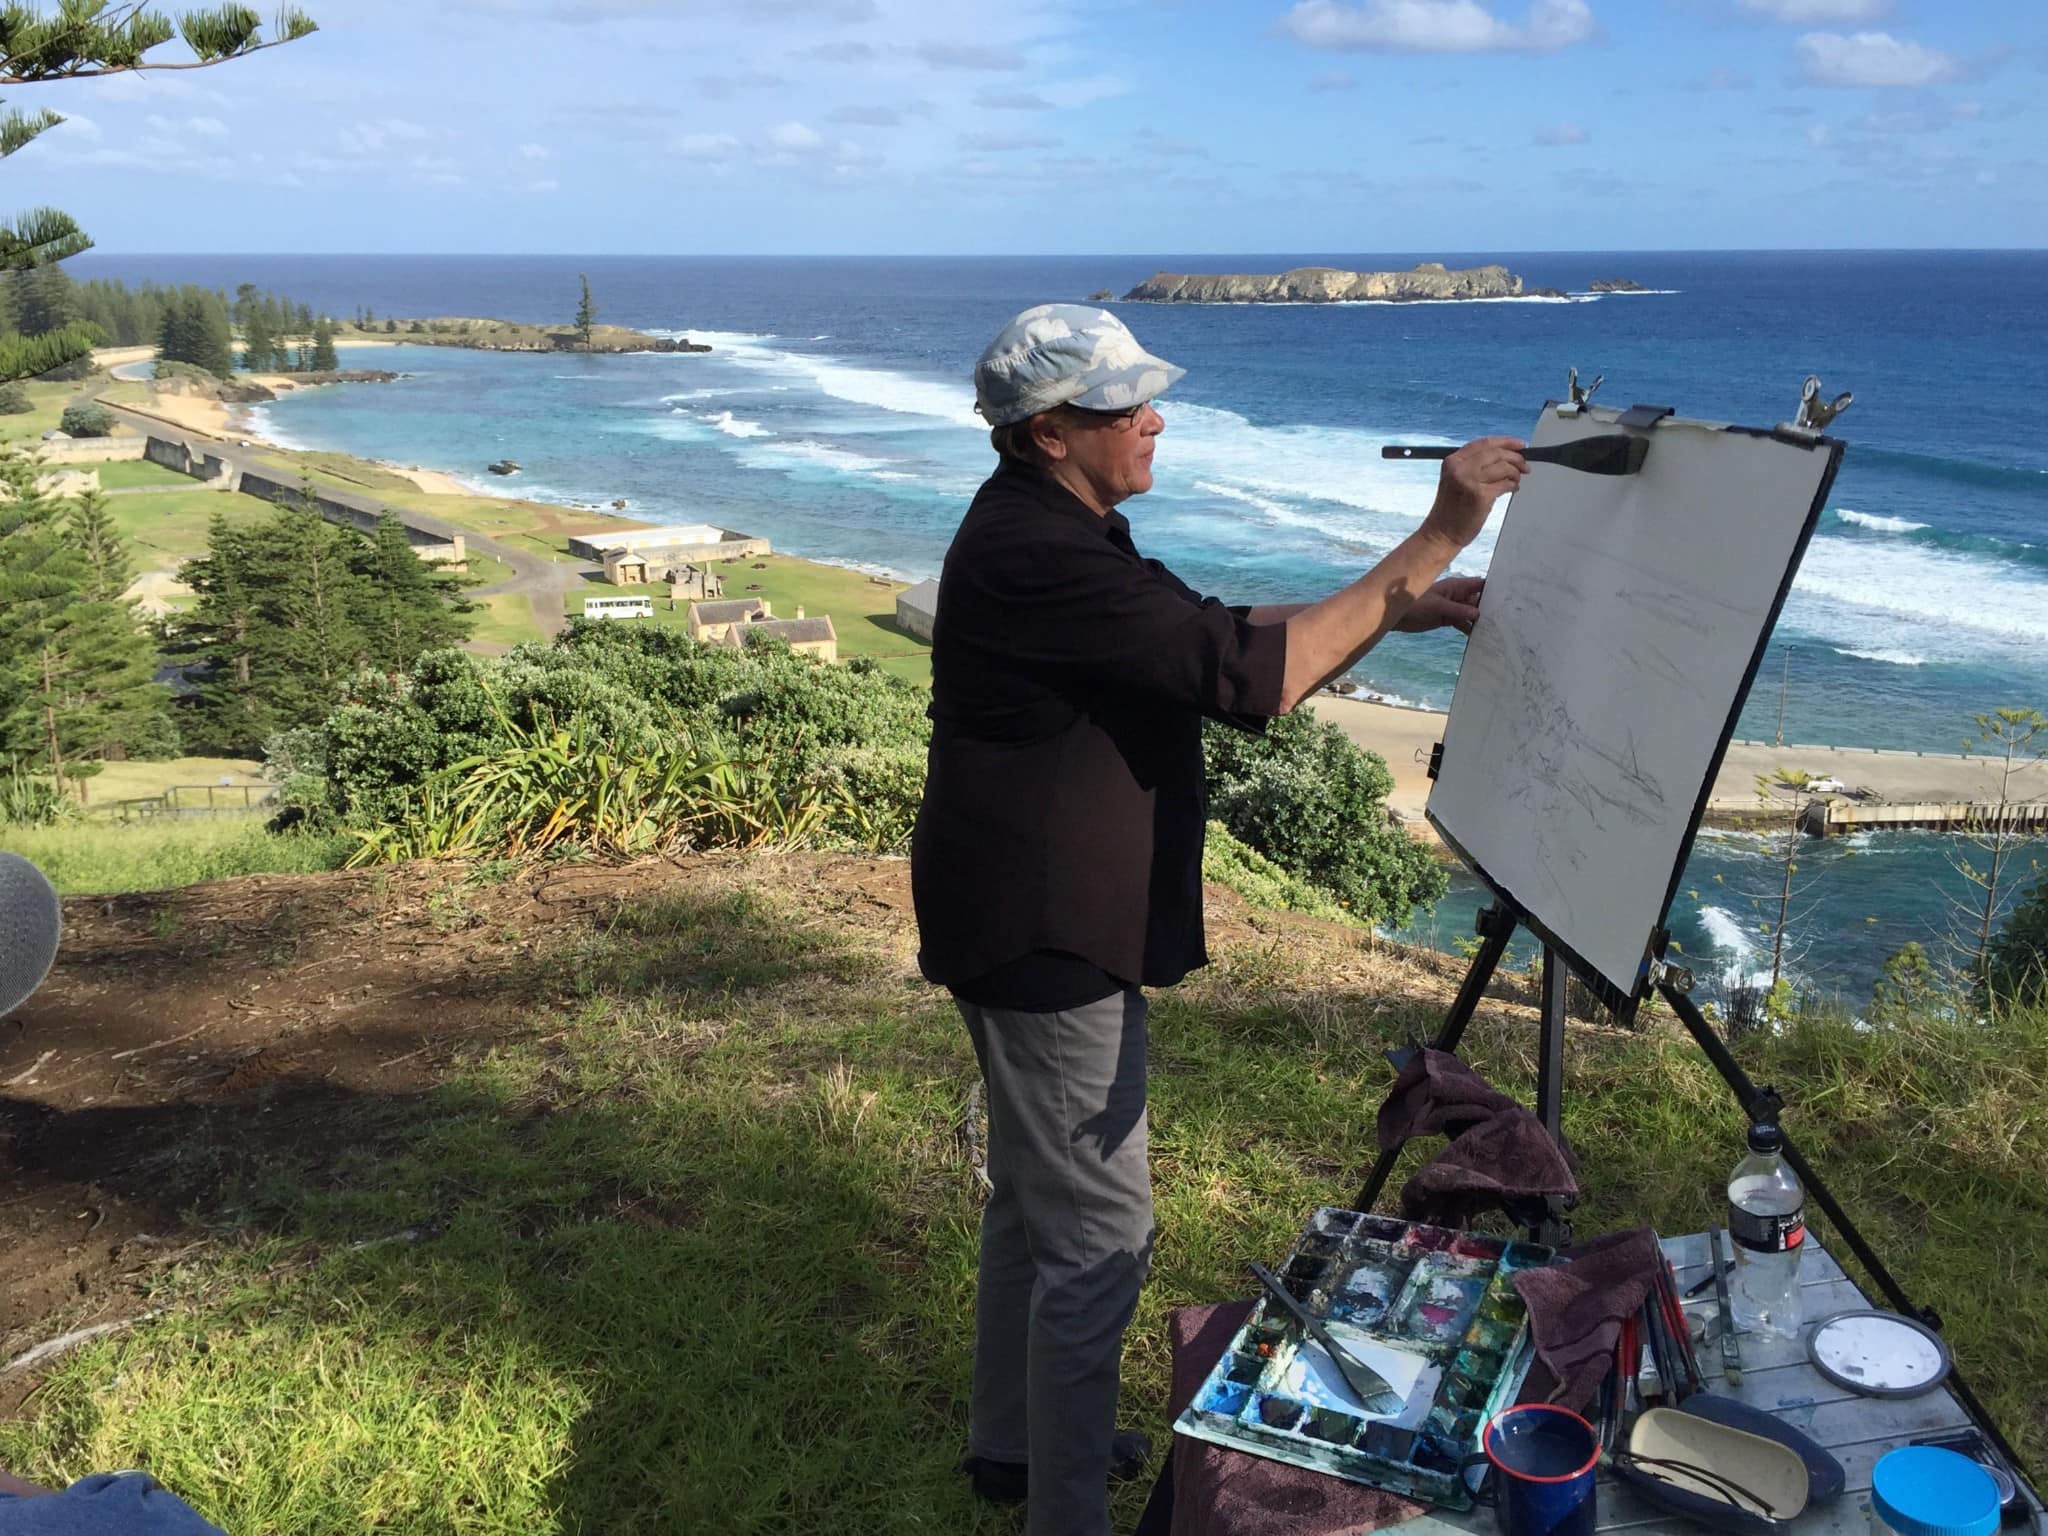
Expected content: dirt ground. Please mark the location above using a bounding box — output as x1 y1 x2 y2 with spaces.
2 855 1443 1408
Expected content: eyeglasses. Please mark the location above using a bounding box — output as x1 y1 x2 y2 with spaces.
1066 399 1158 429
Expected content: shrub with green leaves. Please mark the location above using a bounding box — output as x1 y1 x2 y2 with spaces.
0 382 32 415
1201 820 1357 926
1203 710 1446 928
1988 878 2048 1008
57 402 112 437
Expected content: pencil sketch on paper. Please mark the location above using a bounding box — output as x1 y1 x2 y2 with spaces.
1428 409 1835 997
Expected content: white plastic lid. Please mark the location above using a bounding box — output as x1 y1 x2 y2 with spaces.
1871 1446 2000 1536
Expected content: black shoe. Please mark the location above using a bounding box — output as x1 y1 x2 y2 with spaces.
961 1431 1154 1504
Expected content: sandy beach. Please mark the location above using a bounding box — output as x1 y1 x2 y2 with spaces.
1309 694 2044 828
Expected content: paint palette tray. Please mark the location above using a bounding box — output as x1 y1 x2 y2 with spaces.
1172 1209 1557 1510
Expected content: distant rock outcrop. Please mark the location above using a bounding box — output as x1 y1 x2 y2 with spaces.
1087 289 1115 301
1121 262 1523 304
1589 278 1648 293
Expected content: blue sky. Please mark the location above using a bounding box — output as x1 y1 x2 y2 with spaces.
8 0 2044 253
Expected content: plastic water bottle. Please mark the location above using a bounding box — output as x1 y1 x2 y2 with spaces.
1727 1117 1804 1340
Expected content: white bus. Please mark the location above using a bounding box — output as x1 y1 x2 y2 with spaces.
582 596 654 621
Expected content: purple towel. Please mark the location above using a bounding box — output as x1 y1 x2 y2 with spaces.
1510 1226 1665 1413
1399 1106 1580 1228
1375 1049 1516 1151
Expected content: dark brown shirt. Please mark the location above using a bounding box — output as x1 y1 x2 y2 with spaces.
912 459 1289 991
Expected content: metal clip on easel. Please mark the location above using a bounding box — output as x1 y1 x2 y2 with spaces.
1557 367 1604 416
1777 375 1853 441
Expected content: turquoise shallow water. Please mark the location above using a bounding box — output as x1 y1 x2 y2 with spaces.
73 251 2048 1001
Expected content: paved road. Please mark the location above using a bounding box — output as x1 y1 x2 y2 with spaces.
94 399 592 637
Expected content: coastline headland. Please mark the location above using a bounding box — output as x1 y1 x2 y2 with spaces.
345 318 709 355
1121 262 1527 304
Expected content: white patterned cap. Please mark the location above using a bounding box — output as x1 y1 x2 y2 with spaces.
973 303 1185 427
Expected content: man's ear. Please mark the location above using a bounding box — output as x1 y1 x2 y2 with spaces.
1028 413 1068 464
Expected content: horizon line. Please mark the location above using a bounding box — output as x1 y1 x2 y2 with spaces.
72 245 2048 260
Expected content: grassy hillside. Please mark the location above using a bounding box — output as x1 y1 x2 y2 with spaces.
0 853 2039 1532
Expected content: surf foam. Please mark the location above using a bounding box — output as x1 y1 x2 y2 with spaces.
1837 508 1929 533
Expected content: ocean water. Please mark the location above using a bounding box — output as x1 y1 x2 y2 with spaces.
72 251 2048 1000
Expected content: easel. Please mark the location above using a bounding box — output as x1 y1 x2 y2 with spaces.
1346 370 2033 1488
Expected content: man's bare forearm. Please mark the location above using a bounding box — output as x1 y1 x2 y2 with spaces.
0 1468 55 1497
1273 529 1461 712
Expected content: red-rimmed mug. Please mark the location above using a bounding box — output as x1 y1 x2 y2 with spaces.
1461 1403 1600 1536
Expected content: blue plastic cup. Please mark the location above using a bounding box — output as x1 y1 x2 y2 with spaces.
1470 1404 1600 1536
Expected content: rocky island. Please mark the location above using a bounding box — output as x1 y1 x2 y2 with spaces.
1589 278 1649 293
1121 262 1524 304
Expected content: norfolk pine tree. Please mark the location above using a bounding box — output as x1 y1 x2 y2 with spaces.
575 273 597 350
0 4 318 381
351 512 473 671
69 487 129 601
310 314 338 371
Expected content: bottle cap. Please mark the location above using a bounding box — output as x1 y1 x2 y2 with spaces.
1746 1119 1783 1153
1871 1446 2000 1536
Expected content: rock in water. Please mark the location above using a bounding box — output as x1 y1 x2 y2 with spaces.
1120 262 1523 304
487 459 521 476
1589 277 1649 292
1088 289 1115 301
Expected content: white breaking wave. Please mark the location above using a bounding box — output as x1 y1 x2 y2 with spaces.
661 388 730 403
1697 906 1757 961
740 439 894 476
705 410 770 439
1837 508 1929 533
1790 534 2048 651
712 334 984 428
1833 647 1927 666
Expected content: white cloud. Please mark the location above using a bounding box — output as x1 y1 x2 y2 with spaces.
675 131 742 160
912 41 1027 70
50 111 102 141
975 90 1053 110
1535 119 1589 145
1805 121 1832 146
528 176 560 192
767 120 823 152
958 130 1058 152
828 105 902 126
520 142 551 160
410 153 462 185
147 113 228 138
339 117 435 156
1279 0 1595 54
1739 0 1889 21
1309 70 1357 91
1795 31 1963 88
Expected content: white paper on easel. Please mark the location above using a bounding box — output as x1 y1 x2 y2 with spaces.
1428 406 1835 997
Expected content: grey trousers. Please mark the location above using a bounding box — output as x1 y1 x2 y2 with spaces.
960 989 1155 1536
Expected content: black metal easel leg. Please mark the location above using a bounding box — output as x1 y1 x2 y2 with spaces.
1533 947 1573 1246
1658 980 2037 1492
1353 904 1517 1212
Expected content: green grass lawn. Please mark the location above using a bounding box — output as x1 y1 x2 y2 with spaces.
106 486 276 566
469 591 539 649
0 869 2041 1532
1 377 104 441
0 816 349 895
95 457 201 490
75 755 266 804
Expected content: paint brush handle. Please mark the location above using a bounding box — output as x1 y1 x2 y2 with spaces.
1380 445 1459 460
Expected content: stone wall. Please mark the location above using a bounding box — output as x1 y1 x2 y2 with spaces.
36 436 149 464
234 467 465 566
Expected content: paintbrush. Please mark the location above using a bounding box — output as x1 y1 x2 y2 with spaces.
1379 434 1651 476
1248 1262 1404 1416
1710 1226 1743 1386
